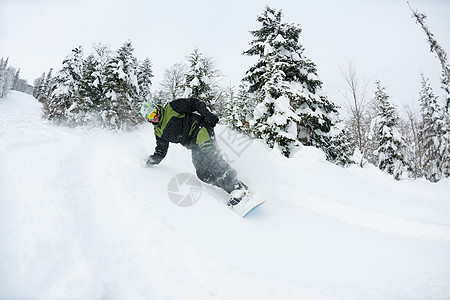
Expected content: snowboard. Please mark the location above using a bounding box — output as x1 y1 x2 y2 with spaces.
230 189 266 217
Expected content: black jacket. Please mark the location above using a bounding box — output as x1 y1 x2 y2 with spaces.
148 98 218 164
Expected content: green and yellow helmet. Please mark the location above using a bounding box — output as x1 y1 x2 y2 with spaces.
140 102 159 122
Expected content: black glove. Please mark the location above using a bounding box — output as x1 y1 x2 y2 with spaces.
205 113 219 127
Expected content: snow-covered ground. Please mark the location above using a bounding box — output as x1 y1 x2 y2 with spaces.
1 91 450 300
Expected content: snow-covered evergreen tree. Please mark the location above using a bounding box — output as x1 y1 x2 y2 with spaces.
250 54 299 157
12 68 20 91
40 68 53 101
33 69 54 102
0 58 6 94
0 58 9 99
409 4 450 179
372 81 408 180
224 82 255 133
44 46 84 123
33 73 46 100
0 58 31 97
80 43 111 111
41 42 149 129
152 89 169 105
327 121 356 166
183 48 219 109
80 54 102 106
243 6 353 162
68 55 100 125
0 58 16 99
418 75 447 182
103 41 140 130
137 58 153 101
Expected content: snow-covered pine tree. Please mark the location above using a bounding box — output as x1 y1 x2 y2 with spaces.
442 119 450 180
327 120 356 166
418 75 447 182
243 6 352 162
372 81 408 180
12 68 20 91
15 78 33 95
237 82 256 131
0 58 15 99
250 54 299 157
0 58 9 99
409 4 450 178
103 41 140 130
41 68 53 101
222 84 235 124
183 48 219 109
137 58 153 101
82 44 111 110
33 73 46 100
224 82 255 133
152 89 168 105
68 55 100 125
0 59 31 98
80 54 102 106
44 46 84 123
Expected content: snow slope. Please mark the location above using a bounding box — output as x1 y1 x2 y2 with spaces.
1 91 450 300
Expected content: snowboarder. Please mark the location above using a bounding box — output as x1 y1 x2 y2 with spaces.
140 98 248 206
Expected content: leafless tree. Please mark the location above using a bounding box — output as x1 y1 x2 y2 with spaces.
160 62 187 101
339 60 370 165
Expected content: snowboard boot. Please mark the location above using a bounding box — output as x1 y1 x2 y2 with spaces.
227 181 248 207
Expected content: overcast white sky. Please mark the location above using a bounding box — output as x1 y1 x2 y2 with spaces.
1 0 449 112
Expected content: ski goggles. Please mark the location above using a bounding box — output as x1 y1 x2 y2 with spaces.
140 102 159 122
147 109 159 121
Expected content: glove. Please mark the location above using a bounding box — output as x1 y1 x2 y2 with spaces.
205 113 219 127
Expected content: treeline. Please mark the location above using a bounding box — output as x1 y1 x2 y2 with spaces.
339 4 450 182
0 58 33 99
40 6 354 168
38 42 153 130
342 76 449 182
39 42 224 130
34 5 448 182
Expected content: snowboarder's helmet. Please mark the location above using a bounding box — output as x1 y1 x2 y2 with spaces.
140 102 159 122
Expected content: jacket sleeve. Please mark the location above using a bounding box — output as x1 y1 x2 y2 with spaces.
170 98 212 117
148 135 169 165
170 98 219 126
